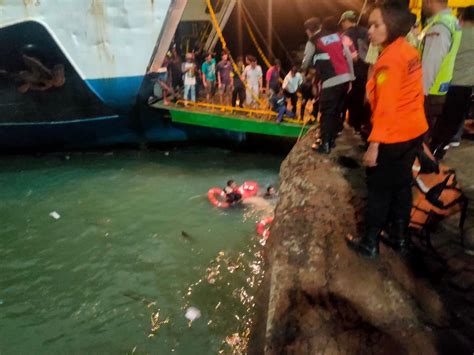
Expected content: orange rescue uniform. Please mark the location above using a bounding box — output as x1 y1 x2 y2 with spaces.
366 37 428 143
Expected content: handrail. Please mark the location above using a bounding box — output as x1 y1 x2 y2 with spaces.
174 100 313 126
176 100 277 117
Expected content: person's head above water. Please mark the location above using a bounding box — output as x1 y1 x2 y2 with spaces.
266 185 276 196
304 17 321 38
368 3 414 46
227 180 237 189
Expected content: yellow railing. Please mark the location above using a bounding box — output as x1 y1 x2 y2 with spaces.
205 0 268 109
176 100 277 117
174 100 315 127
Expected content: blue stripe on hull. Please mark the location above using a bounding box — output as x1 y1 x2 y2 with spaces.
86 76 145 111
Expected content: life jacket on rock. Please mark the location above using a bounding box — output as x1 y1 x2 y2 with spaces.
410 154 468 245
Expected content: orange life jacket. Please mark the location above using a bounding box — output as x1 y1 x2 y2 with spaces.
410 158 468 239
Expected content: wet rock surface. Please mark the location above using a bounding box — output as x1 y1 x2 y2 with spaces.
250 129 474 354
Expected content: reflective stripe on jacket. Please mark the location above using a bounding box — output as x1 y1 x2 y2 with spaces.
420 11 462 95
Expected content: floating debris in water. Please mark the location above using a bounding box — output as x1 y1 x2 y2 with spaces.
225 333 241 346
49 211 61 220
185 307 201 323
0 299 3 305
149 310 169 337
164 152 170 156
181 231 193 240
182 236 267 354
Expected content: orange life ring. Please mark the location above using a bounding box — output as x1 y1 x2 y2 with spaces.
256 217 274 239
207 188 230 208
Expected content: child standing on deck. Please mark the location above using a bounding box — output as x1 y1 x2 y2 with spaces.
243 55 263 107
182 53 197 103
201 53 217 101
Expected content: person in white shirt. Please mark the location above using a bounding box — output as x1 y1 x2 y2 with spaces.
242 55 263 106
182 53 197 102
282 65 303 117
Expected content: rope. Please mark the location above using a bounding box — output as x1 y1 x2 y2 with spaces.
242 11 272 70
357 0 368 24
176 100 277 117
205 0 267 109
250 0 294 64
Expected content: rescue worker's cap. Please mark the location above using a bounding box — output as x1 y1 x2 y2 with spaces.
339 10 357 23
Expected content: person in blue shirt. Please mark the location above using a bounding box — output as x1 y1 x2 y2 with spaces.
270 88 295 123
201 53 217 101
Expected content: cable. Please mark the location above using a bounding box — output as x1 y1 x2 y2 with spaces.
205 0 267 108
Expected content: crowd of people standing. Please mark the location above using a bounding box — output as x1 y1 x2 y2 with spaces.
340 1 473 259
151 1 473 259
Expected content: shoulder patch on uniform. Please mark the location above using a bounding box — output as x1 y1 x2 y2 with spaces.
376 70 388 85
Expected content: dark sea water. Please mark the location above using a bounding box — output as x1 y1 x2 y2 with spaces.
0 148 282 354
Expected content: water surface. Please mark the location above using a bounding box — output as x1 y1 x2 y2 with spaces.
0 148 281 354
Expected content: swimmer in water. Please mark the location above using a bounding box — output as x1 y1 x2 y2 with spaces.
224 180 242 204
242 185 278 215
264 185 278 199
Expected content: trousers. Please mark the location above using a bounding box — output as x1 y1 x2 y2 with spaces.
424 95 446 138
184 84 196 102
430 85 472 148
274 106 295 122
346 78 370 132
232 86 245 108
284 90 298 115
319 83 348 142
365 136 423 230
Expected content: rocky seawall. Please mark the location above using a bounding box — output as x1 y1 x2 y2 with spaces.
249 128 474 354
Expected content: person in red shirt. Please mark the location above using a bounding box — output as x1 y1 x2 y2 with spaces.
347 3 429 258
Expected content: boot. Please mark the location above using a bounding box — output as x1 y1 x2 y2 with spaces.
383 220 409 252
330 138 336 149
316 141 331 154
346 228 380 258
430 141 448 160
